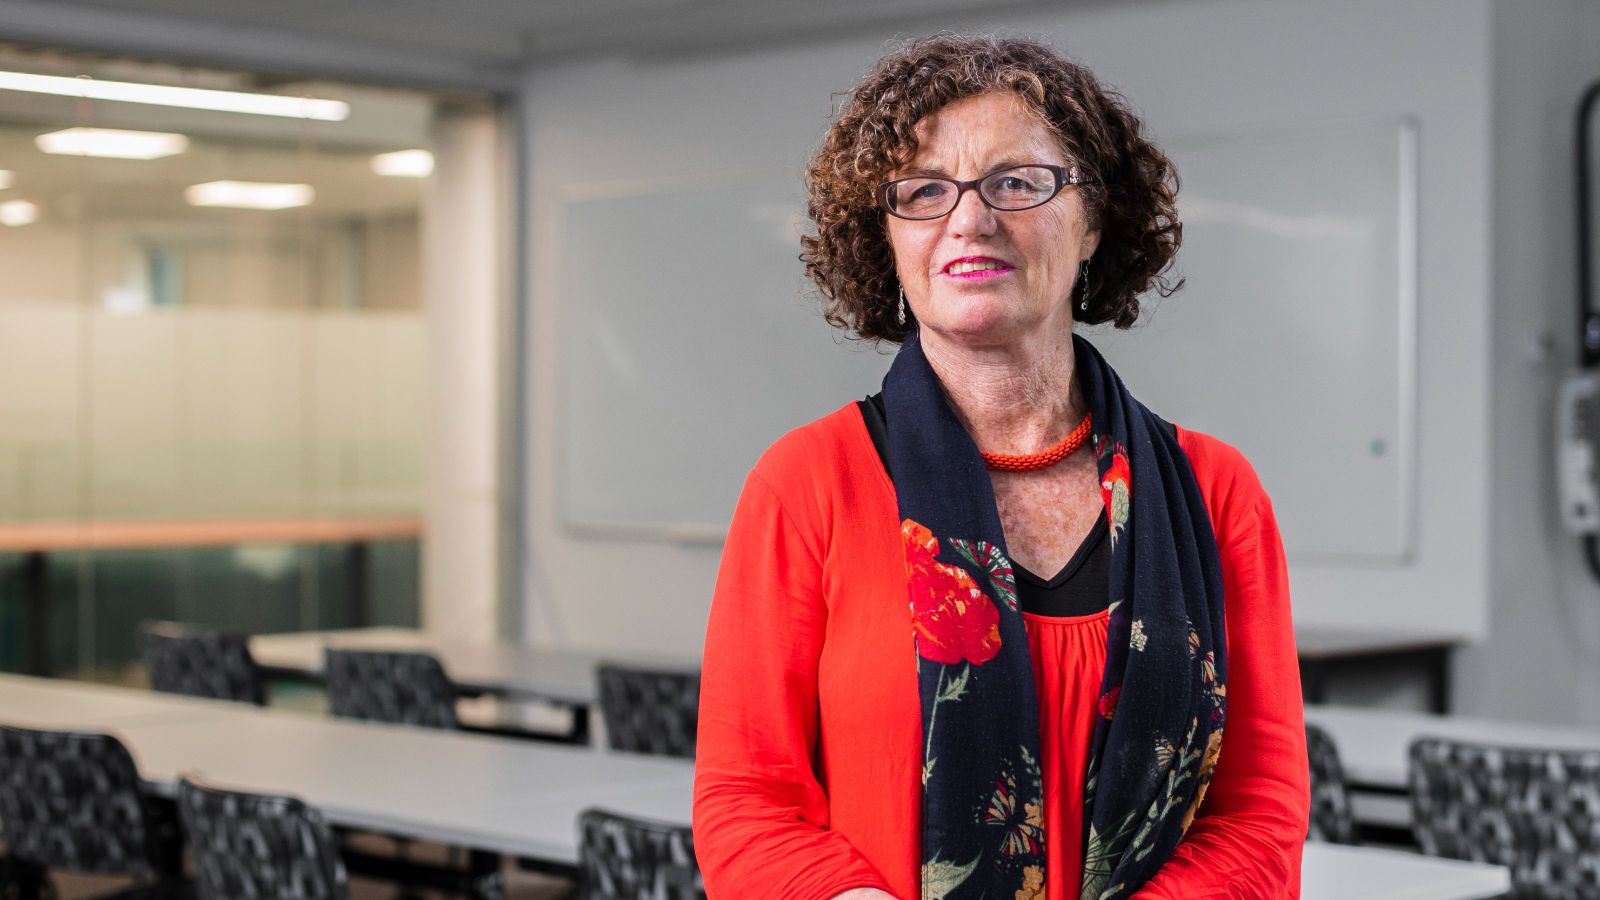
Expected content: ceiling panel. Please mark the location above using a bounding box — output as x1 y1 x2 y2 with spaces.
14 0 1076 68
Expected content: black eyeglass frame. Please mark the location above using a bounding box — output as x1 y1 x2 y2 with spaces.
875 163 1091 221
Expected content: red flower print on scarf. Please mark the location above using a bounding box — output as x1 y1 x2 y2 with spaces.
1099 442 1132 548
1098 685 1122 720
903 519 1002 666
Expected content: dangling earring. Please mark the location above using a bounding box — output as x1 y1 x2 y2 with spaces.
1077 259 1092 312
897 285 908 326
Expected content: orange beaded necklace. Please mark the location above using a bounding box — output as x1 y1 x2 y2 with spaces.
980 413 1093 472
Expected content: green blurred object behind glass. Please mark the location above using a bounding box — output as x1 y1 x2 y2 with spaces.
0 542 419 677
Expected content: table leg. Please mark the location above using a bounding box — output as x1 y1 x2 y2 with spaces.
569 704 592 746
347 541 370 628
1 855 48 899
1424 646 1452 714
22 551 48 676
1300 659 1329 705
468 850 505 900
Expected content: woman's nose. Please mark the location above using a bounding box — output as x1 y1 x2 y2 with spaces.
946 186 997 238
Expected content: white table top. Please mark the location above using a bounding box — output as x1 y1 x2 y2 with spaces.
249 627 696 704
1293 627 1460 658
1305 703 1600 788
0 674 258 730
116 711 691 859
0 673 690 862
1301 843 1508 900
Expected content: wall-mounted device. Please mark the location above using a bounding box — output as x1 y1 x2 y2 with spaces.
1560 78 1600 579
1558 371 1600 533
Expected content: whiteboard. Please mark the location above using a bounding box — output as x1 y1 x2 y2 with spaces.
1091 119 1418 562
558 174 892 540
559 120 1417 558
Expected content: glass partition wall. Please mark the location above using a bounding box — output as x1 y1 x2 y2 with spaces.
0 49 451 680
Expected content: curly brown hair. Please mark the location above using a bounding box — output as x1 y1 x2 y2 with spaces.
801 33 1183 343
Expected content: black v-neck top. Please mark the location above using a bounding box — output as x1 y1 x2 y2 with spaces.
857 393 1111 617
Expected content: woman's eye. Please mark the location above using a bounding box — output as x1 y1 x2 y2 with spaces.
911 183 947 200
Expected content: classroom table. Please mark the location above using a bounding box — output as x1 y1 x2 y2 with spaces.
115 707 691 861
0 673 254 729
1305 702 1600 836
250 627 605 704
1295 626 1460 714
259 625 1448 706
1305 703 1600 788
0 675 1512 900
1300 843 1509 900
0 516 423 677
0 673 687 897
249 627 698 744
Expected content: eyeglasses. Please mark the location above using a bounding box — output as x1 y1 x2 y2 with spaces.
876 164 1089 220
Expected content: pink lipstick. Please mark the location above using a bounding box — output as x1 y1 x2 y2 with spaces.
942 255 1015 280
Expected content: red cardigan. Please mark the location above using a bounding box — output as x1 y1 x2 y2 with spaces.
693 402 1310 899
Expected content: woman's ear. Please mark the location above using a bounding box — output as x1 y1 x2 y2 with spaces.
1081 227 1102 260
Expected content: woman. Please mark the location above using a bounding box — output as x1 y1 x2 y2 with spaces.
693 34 1309 900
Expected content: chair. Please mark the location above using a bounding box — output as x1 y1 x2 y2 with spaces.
595 666 700 758
1410 736 1600 899
0 725 186 898
139 620 265 706
1305 723 1357 844
577 808 705 900
322 648 462 896
176 776 350 900
324 649 459 730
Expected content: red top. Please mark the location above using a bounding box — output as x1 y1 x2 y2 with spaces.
1026 607 1113 900
693 403 1310 900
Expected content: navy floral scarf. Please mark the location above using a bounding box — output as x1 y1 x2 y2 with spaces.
883 328 1227 900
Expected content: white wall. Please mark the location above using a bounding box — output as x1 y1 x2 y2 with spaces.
1452 0 1600 725
519 39 897 652
519 0 1500 660
0 224 83 304
1012 0 1494 647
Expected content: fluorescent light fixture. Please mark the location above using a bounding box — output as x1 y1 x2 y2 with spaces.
102 286 151 316
185 180 314 210
37 127 190 160
0 170 12 190
371 149 434 178
0 70 348 121
0 200 39 226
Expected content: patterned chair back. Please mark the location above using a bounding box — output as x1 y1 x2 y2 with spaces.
1410 736 1600 899
1305 723 1357 844
324 648 459 730
0 726 163 876
578 808 705 900
178 776 351 900
141 620 265 706
596 665 700 758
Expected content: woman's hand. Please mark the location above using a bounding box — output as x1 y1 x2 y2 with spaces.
829 891 897 900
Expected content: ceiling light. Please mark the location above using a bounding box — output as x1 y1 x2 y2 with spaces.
371 149 434 177
0 200 39 226
185 181 314 210
0 70 348 121
0 170 12 190
37 127 189 160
